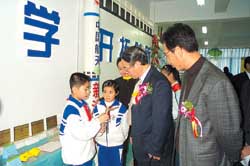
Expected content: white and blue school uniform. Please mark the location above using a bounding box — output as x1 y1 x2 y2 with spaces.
93 99 129 166
59 95 101 166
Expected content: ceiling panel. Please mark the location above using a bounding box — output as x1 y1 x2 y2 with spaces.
157 18 250 48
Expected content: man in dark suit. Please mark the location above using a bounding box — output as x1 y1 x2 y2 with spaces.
121 46 174 166
240 80 250 166
233 56 250 97
241 80 250 142
162 23 243 166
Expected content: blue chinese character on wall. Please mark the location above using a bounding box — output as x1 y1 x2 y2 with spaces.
95 32 100 42
24 1 60 58
100 28 113 62
145 45 151 62
119 36 130 57
95 43 100 66
96 21 100 28
134 41 142 48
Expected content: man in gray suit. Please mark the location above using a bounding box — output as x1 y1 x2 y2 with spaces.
161 23 243 166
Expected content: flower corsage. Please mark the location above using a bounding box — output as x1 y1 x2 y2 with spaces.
132 82 153 105
179 101 203 138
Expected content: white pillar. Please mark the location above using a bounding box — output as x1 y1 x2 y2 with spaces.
79 0 100 109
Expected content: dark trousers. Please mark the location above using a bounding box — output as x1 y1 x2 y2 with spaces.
132 136 161 166
132 124 174 166
136 160 161 166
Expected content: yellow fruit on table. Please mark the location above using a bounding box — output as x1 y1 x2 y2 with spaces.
29 148 40 157
19 147 41 162
19 152 29 162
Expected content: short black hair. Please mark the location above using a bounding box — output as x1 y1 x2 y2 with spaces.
223 66 229 73
244 56 250 69
161 23 199 52
69 72 90 90
121 46 148 66
102 79 119 94
162 64 181 85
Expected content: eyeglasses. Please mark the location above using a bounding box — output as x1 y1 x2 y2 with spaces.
164 48 175 57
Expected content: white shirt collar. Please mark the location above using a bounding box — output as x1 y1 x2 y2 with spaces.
105 101 114 107
140 65 151 83
246 71 250 79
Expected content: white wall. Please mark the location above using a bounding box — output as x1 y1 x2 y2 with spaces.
0 0 79 131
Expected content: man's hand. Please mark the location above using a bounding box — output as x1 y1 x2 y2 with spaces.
130 137 133 144
148 153 160 160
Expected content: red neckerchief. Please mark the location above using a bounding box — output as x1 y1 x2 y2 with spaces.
83 104 92 121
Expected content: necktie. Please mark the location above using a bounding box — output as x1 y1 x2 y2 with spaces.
127 79 142 125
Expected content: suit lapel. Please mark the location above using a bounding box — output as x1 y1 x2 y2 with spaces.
186 60 209 105
142 66 154 84
130 66 154 110
243 72 249 80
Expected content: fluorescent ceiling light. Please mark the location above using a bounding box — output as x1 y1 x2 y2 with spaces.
204 41 208 45
202 26 207 34
196 0 205 6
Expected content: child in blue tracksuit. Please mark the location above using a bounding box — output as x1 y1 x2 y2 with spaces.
59 73 109 166
93 80 129 166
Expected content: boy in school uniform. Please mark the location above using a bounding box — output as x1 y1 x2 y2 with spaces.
59 72 109 166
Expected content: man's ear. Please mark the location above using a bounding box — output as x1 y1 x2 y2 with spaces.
175 46 186 59
72 86 77 94
174 46 182 56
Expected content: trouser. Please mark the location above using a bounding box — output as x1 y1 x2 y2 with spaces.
64 160 93 166
132 125 174 166
97 144 123 166
132 136 161 166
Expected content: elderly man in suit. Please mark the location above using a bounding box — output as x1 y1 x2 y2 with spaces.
121 46 174 166
161 23 243 166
